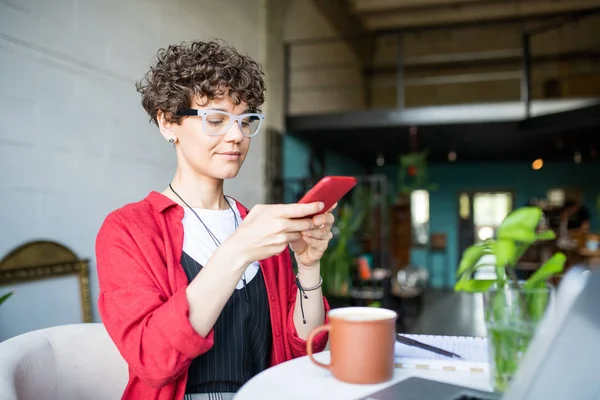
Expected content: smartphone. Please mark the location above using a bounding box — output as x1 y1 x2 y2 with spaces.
298 176 357 217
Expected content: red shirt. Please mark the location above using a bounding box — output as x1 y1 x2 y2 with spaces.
96 192 330 400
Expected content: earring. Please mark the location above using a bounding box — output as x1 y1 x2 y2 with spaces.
168 138 175 144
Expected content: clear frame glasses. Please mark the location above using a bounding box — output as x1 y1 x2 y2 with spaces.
176 108 265 137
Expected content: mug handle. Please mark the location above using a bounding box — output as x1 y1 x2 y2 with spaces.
306 324 331 370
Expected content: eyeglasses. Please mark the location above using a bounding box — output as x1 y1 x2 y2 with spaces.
176 109 265 137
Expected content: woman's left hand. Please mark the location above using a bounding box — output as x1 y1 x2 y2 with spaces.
289 204 336 268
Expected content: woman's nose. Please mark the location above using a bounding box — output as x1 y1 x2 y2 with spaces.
224 120 244 142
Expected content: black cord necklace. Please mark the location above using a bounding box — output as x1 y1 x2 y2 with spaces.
169 183 249 302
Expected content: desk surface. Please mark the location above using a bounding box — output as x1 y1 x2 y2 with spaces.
235 351 493 400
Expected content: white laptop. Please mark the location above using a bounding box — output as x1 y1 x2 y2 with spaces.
360 266 600 400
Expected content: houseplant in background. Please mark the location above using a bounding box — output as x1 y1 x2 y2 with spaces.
320 202 365 297
455 206 565 392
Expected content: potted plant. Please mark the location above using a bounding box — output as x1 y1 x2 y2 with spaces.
455 206 565 392
320 203 365 297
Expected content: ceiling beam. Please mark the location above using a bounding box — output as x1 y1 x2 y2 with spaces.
286 99 600 131
311 0 373 65
362 0 600 30
350 0 496 13
365 49 600 74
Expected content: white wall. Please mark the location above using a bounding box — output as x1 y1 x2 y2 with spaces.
0 0 265 340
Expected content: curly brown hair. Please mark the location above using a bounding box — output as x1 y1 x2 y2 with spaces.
136 40 266 125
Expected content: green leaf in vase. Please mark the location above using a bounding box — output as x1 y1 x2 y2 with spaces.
456 242 488 278
490 289 507 324
513 243 530 265
499 206 542 231
524 252 566 289
496 207 542 244
527 290 549 323
497 225 536 244
455 279 495 292
490 239 515 282
535 230 556 241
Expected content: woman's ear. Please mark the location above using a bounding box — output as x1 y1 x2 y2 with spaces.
157 111 177 144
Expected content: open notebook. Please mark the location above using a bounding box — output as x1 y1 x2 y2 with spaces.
394 334 490 373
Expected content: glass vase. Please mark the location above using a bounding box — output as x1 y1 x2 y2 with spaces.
483 283 554 392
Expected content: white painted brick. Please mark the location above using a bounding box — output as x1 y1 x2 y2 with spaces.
35 147 79 191
0 98 40 147
0 2 42 44
38 192 80 242
0 189 41 240
34 0 77 41
0 0 267 337
70 155 110 194
0 144 41 188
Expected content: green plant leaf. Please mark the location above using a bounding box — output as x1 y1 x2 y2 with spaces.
499 207 542 231
490 290 507 323
455 279 495 292
491 240 516 281
527 290 550 323
524 252 566 289
497 225 536 244
513 243 529 264
491 239 516 265
0 292 13 306
497 207 542 244
535 230 556 241
348 210 365 234
456 242 488 278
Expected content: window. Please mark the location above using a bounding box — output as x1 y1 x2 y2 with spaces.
473 192 512 242
411 190 429 246
472 191 513 280
459 193 470 219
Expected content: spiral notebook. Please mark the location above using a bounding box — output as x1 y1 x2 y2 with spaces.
394 334 490 373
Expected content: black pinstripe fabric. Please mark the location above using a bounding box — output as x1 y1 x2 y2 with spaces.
181 251 272 395
184 393 235 400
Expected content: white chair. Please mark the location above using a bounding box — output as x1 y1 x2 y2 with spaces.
0 323 128 400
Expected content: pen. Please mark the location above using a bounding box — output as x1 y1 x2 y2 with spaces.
396 334 463 359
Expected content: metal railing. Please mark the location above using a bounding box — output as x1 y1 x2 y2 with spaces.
522 8 600 117
283 7 600 117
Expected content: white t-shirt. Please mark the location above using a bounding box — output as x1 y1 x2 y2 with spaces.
181 196 260 289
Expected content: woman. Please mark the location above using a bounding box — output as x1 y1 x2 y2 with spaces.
560 199 591 233
96 40 334 400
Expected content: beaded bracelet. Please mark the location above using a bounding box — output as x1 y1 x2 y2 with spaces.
295 275 323 324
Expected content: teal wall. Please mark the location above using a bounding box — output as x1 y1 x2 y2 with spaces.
283 135 366 202
375 162 600 287
283 134 600 288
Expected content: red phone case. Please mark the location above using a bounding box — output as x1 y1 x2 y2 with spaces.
298 176 357 216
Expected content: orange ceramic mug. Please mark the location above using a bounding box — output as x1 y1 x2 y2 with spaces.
306 307 397 384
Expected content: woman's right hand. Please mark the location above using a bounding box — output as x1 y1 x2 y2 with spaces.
227 202 325 265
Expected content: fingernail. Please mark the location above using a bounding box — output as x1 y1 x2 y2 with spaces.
318 202 325 210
